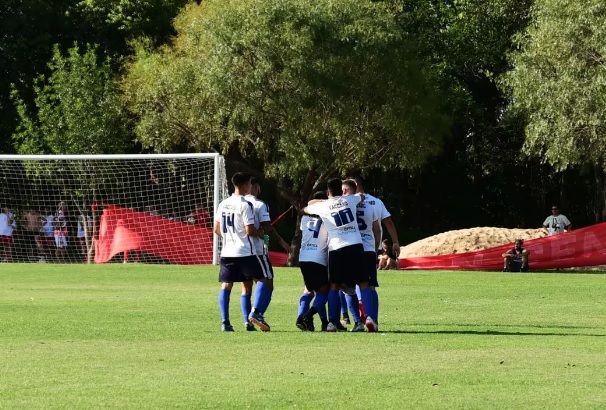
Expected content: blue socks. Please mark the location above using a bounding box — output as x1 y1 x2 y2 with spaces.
371 288 379 324
253 281 273 314
345 293 361 323
359 287 374 322
240 294 251 323
218 288 231 324
298 293 313 317
313 292 328 321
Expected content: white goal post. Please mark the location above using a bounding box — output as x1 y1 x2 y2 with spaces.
0 154 227 264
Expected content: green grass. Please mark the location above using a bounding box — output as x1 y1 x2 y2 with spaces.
1 264 605 409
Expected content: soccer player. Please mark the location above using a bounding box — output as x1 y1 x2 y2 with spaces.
303 178 376 332
214 172 266 332
343 179 381 332
349 175 401 329
243 177 290 331
53 201 68 262
297 191 330 331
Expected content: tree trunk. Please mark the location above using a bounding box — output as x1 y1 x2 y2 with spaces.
594 164 606 223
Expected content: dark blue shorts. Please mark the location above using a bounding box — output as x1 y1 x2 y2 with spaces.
328 243 366 285
218 255 273 283
299 261 329 291
364 251 379 287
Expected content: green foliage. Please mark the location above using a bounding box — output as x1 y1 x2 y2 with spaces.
504 0 606 169
123 0 450 181
12 44 131 154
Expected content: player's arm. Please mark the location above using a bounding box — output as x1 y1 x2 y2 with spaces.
213 221 222 237
245 223 264 238
372 220 381 253
261 221 290 252
502 249 513 257
382 216 400 257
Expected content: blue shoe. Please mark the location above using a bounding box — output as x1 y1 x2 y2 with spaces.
221 324 234 332
245 322 256 331
249 312 270 332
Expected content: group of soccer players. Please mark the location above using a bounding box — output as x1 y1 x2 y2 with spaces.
214 172 399 332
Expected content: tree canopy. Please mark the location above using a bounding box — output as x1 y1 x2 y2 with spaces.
123 0 450 192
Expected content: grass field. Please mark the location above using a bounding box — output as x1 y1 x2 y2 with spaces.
1 264 605 409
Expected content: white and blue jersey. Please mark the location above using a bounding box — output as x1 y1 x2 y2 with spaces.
354 196 381 252
215 194 256 257
305 195 363 251
299 215 329 266
245 194 271 255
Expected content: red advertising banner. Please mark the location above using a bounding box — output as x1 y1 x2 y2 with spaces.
94 204 288 266
400 223 606 270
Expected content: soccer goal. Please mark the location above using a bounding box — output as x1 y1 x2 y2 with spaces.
0 154 227 264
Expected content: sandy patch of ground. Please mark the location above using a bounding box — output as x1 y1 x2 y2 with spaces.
400 227 548 258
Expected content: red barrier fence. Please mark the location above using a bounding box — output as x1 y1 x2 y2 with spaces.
95 204 288 266
399 223 606 270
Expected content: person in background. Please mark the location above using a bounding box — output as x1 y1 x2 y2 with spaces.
54 201 68 262
24 207 42 261
0 206 17 262
542 205 571 236
77 213 93 261
502 239 530 272
36 208 55 262
378 238 399 270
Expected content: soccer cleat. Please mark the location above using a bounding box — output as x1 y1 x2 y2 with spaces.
245 322 256 331
249 312 271 332
327 321 347 332
296 316 306 331
321 320 329 332
221 324 234 332
365 316 377 333
351 321 366 332
341 313 351 326
326 322 337 332
302 314 315 332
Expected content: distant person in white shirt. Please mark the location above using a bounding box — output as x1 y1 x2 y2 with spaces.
542 205 571 236
303 178 377 332
214 172 266 332
0 206 17 262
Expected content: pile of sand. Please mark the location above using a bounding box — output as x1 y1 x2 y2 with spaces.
400 227 548 258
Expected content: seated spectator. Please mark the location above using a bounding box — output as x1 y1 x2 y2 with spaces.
502 239 530 272
0 206 17 262
378 238 399 270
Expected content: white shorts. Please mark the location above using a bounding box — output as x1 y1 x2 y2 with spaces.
54 235 68 249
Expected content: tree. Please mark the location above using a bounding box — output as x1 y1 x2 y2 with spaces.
123 0 451 262
503 0 606 221
12 43 131 155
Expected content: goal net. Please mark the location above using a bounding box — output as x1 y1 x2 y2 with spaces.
0 154 227 264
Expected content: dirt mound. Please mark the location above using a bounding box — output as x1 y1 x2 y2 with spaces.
400 227 548 258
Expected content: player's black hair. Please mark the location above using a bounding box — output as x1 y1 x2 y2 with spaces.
342 179 357 193
515 238 524 245
231 172 252 187
326 178 343 196
250 176 260 185
312 190 328 200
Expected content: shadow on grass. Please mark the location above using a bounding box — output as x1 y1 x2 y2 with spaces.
384 329 606 337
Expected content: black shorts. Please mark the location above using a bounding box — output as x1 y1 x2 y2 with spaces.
364 251 379 287
328 243 366 285
218 255 273 283
299 261 329 291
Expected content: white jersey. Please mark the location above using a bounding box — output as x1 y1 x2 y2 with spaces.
215 194 257 257
245 195 271 255
355 196 382 252
42 215 54 237
0 213 15 236
365 193 391 248
306 195 363 251
299 215 329 265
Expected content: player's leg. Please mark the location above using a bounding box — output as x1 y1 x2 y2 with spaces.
241 280 255 331
503 255 512 271
247 255 273 331
326 249 348 331
218 257 242 332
